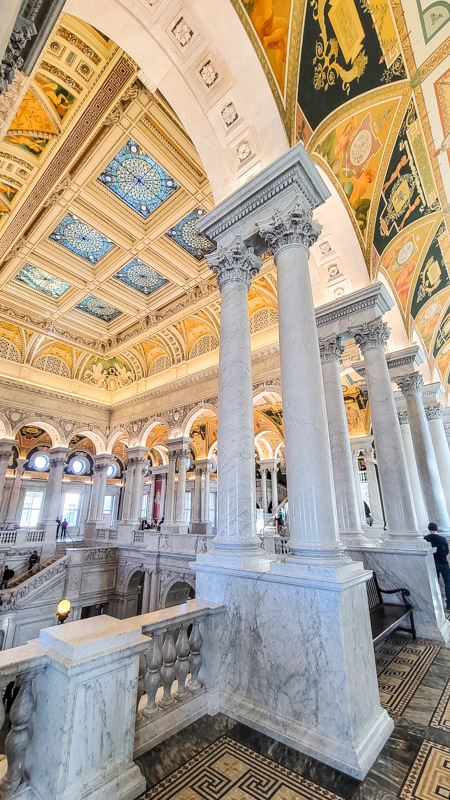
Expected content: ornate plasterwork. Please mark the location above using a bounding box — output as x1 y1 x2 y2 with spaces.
425 403 443 421
207 236 262 291
318 335 345 363
351 319 391 354
257 204 321 256
396 371 425 396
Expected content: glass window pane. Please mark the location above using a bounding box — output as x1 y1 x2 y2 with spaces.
141 493 148 519
62 493 80 526
20 491 44 527
102 494 114 525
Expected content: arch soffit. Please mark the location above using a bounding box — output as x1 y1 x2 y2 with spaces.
253 385 282 404
66 429 108 455
160 575 196 607
106 429 129 452
0 416 12 439
255 434 273 460
151 444 168 465
11 419 64 448
139 419 170 448
182 403 218 438
64 0 289 203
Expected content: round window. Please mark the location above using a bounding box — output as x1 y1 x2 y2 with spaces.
71 458 85 475
33 453 49 471
106 463 117 478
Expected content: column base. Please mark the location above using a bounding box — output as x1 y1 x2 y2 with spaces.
270 555 367 583
347 545 450 643
340 529 379 548
195 562 393 779
378 532 429 550
190 521 213 535
195 548 273 571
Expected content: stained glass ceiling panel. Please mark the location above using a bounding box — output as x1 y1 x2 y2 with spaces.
98 138 179 218
49 214 115 263
14 263 70 298
114 258 168 296
76 295 121 322
165 207 215 261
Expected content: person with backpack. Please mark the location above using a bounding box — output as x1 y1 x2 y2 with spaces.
1 565 14 589
424 522 450 610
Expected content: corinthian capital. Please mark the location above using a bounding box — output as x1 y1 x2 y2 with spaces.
206 236 262 292
396 372 424 396
351 319 390 355
425 403 443 421
397 410 409 425
257 203 321 258
318 334 344 363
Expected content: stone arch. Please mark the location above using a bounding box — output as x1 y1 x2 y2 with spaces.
11 418 64 447
255 432 274 460
160 575 196 609
66 429 108 455
253 385 282 405
106 429 129 453
182 403 218 438
151 445 168 466
64 0 288 204
139 419 170 448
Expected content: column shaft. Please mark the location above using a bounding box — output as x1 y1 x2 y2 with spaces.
5 458 26 523
0 441 15 522
149 571 159 612
175 449 189 523
426 405 450 515
148 474 156 520
398 411 428 529
270 467 278 510
320 338 368 545
202 468 211 523
260 468 268 512
352 322 419 542
165 456 176 523
141 571 151 615
397 374 449 531
193 467 203 523
41 449 70 529
362 449 384 527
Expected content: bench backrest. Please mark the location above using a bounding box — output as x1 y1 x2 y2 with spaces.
366 573 382 610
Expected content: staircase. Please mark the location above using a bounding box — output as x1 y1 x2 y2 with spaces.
5 539 85 590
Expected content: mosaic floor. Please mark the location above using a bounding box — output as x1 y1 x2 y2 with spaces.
137 634 450 800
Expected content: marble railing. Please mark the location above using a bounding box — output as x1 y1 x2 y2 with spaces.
95 527 118 542
131 530 215 555
134 600 224 756
0 529 46 548
263 534 290 556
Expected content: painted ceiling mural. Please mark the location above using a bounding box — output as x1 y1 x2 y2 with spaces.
233 0 450 385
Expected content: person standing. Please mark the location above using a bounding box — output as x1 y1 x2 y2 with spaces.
424 522 450 610
56 517 61 539
28 550 39 576
60 518 68 538
1 565 14 589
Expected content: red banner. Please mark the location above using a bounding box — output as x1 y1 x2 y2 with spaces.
153 479 163 520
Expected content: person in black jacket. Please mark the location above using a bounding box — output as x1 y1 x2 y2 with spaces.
1 566 14 589
425 522 450 609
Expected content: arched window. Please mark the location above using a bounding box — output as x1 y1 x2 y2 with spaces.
190 334 219 359
0 337 20 362
149 355 171 375
249 308 278 334
33 355 70 378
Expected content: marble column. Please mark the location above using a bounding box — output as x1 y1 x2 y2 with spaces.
88 455 111 523
175 445 190 524
141 570 151 614
193 465 203 523
148 471 156 520
319 335 371 546
351 320 421 546
0 440 15 521
425 404 450 515
361 447 384 528
351 450 367 527
164 451 176 523
5 457 26 524
398 410 428 529
396 373 449 532
127 448 148 525
257 205 347 567
162 437 191 534
120 467 133 522
202 237 264 564
270 462 278 510
259 465 268 512
40 449 70 534
159 472 167 520
149 570 159 612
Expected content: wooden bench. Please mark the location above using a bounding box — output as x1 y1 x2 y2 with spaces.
366 572 416 647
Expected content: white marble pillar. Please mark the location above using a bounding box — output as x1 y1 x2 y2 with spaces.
164 451 176 523
0 440 15 521
351 450 367 527
141 570 151 614
175 444 190 524
5 457 26 524
351 320 421 546
41 449 70 533
159 472 167 520
149 570 159 612
398 410 429 529
127 448 147 525
120 467 133 522
396 373 449 532
257 205 346 566
203 237 264 563
259 465 268 512
148 472 156 520
193 465 203 523
426 404 450 515
319 336 371 546
88 455 110 523
270 462 278 510
361 447 384 527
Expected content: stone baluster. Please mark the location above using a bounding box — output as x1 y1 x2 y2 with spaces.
144 635 162 716
0 673 35 796
0 440 15 521
396 373 449 532
397 410 428 529
351 320 421 545
319 335 371 546
174 625 190 699
425 404 450 516
5 457 26 524
257 204 346 567
40 448 70 534
188 621 203 692
202 237 264 563
158 631 177 708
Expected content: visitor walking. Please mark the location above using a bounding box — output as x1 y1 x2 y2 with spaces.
1 565 14 589
28 550 39 576
424 522 450 610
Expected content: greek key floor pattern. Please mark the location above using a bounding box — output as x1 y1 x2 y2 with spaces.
137 635 450 800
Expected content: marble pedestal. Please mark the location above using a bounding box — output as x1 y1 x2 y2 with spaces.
194 563 393 779
161 521 189 536
26 616 147 800
347 547 450 643
190 521 213 535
